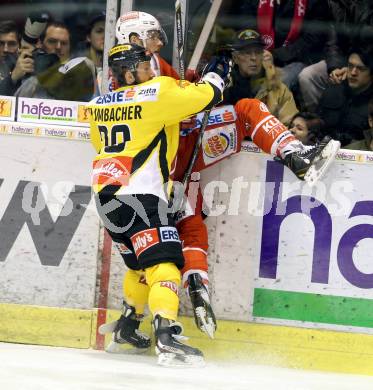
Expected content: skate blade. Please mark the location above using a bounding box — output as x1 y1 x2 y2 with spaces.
157 352 205 368
98 320 118 335
105 341 150 355
195 307 215 339
304 140 340 187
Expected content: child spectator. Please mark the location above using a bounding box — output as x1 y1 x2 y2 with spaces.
289 112 323 145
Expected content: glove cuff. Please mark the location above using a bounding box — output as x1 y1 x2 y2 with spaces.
201 72 224 93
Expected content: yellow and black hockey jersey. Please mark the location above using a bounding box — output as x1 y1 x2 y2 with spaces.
88 75 221 201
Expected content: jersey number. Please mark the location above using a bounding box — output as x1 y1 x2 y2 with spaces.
98 124 131 153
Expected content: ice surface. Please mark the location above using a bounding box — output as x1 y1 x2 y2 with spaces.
1 342 373 390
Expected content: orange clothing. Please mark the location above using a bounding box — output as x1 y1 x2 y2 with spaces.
175 98 295 278
156 54 180 79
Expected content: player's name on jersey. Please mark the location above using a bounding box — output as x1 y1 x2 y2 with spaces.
0 121 90 141
89 105 142 122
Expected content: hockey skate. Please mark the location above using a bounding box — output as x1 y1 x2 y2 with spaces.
98 301 151 354
188 273 217 339
153 314 205 367
279 136 340 186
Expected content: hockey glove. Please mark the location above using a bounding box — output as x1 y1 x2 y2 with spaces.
202 55 232 87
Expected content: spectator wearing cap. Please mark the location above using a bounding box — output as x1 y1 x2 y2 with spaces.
317 48 373 147
223 28 298 126
0 20 35 96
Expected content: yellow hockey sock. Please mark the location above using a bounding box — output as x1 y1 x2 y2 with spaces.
145 263 181 321
123 269 149 315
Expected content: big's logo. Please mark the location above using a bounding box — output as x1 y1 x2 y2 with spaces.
131 228 159 257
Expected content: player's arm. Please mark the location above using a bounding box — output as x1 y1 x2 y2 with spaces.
162 56 232 124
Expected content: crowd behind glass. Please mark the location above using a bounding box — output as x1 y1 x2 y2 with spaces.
0 0 372 151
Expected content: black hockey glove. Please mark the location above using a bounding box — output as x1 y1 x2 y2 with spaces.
202 55 232 87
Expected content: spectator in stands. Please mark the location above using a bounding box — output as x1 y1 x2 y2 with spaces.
15 56 96 101
289 112 323 145
75 12 105 71
41 21 71 63
222 0 331 90
14 21 77 99
298 0 373 111
223 28 298 126
0 20 34 96
345 96 373 151
317 48 373 147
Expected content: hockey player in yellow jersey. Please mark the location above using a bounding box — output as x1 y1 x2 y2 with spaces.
88 43 231 366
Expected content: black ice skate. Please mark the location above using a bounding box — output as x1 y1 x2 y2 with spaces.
279 136 340 186
153 314 205 367
188 273 217 339
98 301 151 354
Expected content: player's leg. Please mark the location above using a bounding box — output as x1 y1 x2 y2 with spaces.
96 231 152 352
177 211 216 339
235 98 340 185
128 194 204 366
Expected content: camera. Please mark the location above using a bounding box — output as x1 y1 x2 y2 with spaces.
25 49 59 74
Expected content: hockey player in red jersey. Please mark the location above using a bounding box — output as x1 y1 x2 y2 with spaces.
115 11 179 78
174 97 340 338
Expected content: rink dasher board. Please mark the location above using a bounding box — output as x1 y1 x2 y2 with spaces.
2 304 373 376
0 131 99 309
2 123 373 333
198 143 373 334
1 129 373 374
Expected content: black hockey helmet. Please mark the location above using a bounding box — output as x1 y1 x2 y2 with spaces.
108 43 151 85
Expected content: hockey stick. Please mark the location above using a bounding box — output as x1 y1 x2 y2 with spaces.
187 0 223 73
175 0 185 86
171 108 211 218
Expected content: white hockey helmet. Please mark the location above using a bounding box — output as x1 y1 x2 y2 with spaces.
116 11 168 46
